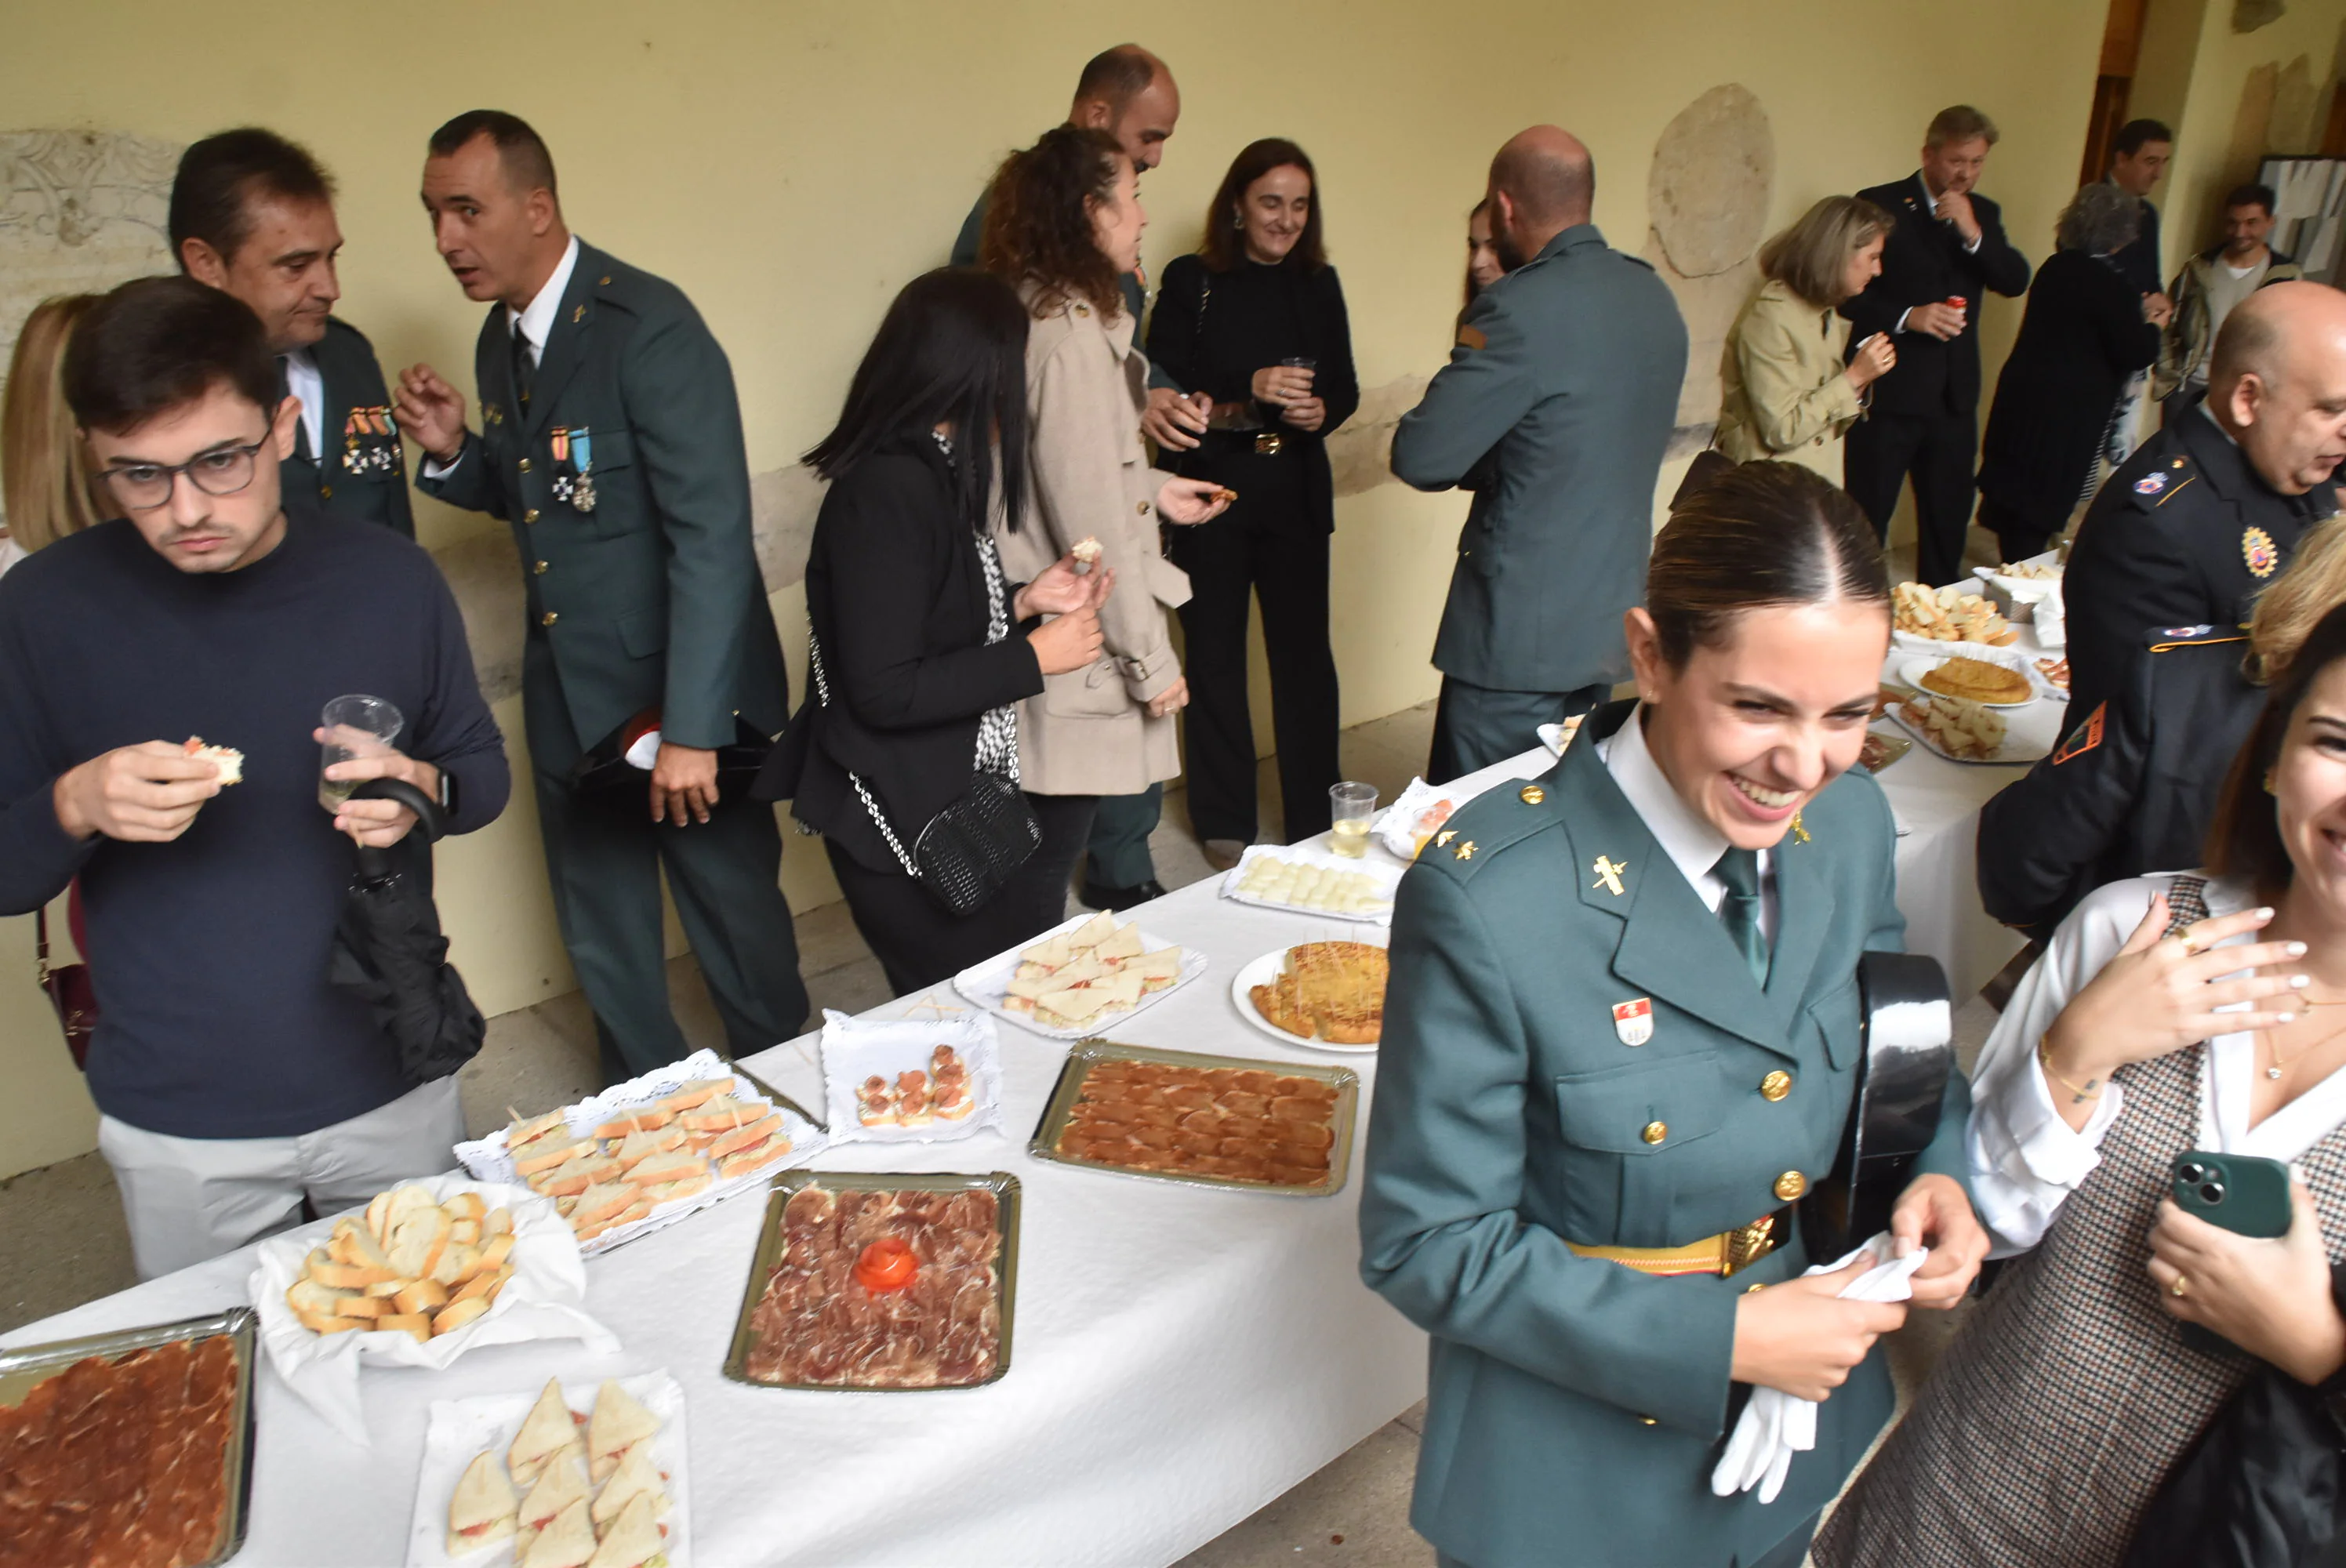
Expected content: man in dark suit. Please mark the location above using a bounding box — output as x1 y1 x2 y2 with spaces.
1392 126 1687 781
172 128 415 536
395 111 808 1079
1843 105 2031 586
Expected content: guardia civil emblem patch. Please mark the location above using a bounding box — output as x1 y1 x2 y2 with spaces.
2135 473 2167 495
2244 526 2279 578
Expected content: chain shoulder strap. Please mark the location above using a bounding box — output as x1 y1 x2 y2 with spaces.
804 632 923 879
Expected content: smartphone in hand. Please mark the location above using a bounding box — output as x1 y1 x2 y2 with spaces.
2170 1150 2293 1358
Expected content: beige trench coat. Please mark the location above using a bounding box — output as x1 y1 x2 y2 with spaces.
1712 278 1862 484
993 283 1190 797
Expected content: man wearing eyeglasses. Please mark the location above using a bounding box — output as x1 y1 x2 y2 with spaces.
0 277 510 1279
172 127 415 537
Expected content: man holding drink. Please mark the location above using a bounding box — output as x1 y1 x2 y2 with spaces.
0 277 509 1277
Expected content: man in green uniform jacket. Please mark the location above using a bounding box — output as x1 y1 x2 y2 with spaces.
172 127 415 536
1362 701 1974 1568
398 111 806 1077
1391 126 1687 782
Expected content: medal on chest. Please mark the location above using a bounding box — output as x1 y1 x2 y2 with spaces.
2244 525 2278 578
1611 997 1654 1047
550 426 597 514
340 406 399 476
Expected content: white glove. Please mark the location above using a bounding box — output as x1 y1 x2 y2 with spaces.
1709 1234 1927 1504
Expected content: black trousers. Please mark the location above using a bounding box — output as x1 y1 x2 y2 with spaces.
1169 512 1342 845
1843 410 1978 586
825 793 1096 996
1977 497 2060 571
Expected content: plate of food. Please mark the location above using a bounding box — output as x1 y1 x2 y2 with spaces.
1892 580 2017 652
1029 1039 1358 1196
454 1050 828 1257
1887 692 2050 766
954 909 1200 1040
1858 730 1912 774
406 1372 688 1568
1230 941 1388 1052
724 1171 1019 1392
0 1307 257 1568
1220 844 1400 924
1898 650 2042 708
818 1010 1002 1142
2035 655 2070 698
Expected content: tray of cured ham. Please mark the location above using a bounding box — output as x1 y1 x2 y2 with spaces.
723 1171 1019 1392
1029 1039 1359 1197
0 1305 258 1568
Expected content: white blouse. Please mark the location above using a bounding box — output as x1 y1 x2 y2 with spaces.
1970 870 2346 1255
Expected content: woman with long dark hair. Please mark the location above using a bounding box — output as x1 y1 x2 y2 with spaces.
756 268 1112 993
1361 463 1988 1568
1817 605 2346 1568
1146 137 1357 863
979 125 1230 909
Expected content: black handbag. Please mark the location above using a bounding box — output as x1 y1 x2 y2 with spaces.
326 778 487 1085
804 631 1039 916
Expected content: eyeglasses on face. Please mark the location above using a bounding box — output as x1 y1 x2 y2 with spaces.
100 439 267 510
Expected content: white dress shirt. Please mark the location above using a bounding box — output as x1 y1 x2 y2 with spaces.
1596 703 1778 940
279 347 324 459
422 235 581 481
1968 870 2346 1255
1893 173 1984 337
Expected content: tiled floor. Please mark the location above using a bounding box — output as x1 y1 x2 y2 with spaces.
0 693 2003 1566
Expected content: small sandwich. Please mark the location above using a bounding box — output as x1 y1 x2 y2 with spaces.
656 1077 732 1116
609 1125 688 1169
514 1446 587 1556
681 1096 767 1134
626 1149 711 1205
1069 535 1104 573
584 1491 663 1567
716 1124 794 1179
931 1076 974 1122
708 1112 782 1159
568 1181 641 1236
514 1136 596 1179
521 1497 597 1568
1064 910 1119 949
1034 971 1144 1030
445 1449 518 1559
592 1106 675 1141
855 1076 895 1127
894 1070 933 1128
1090 924 1146 964
1122 946 1185 993
590 1443 669 1532
1018 930 1077 971
183 737 244 785
529 1154 623 1200
587 1381 662 1484
509 1379 586 1490
503 1109 572 1157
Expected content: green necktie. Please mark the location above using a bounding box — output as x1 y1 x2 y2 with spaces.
1714 847 1770 989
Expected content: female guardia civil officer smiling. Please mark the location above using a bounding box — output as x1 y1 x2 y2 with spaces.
1360 462 1991 1568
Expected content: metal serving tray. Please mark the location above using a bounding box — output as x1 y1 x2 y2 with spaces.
1028 1037 1360 1198
0 1305 260 1568
722 1170 1021 1392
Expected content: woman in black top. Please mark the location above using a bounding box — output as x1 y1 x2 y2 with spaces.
757 270 1110 993
1976 183 2166 564
1146 138 1358 862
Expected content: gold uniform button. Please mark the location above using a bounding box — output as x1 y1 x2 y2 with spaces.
518 458 532 474
1519 785 1545 804
539 611 558 627
524 508 539 524
1774 1171 1808 1201
1640 1120 1667 1145
319 484 333 499
1745 1282 1768 1294
532 560 549 575
1637 1415 1658 1426
599 274 612 285
1760 1070 1792 1102
1137 501 1150 515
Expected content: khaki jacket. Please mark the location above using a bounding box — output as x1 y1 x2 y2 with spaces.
994 283 1190 796
1712 278 1861 482
2154 245 2302 400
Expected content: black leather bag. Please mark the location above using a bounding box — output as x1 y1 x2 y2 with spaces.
806 633 1039 916
326 778 486 1085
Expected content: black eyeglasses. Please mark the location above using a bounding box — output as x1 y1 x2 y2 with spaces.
101 439 268 510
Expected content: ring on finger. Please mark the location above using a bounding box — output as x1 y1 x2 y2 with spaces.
2170 1274 2190 1298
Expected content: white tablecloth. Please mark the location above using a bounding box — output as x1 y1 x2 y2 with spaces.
2 762 1584 1568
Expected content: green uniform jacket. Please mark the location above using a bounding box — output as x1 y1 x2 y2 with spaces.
1390 225 1687 695
284 317 414 537
416 241 788 753
1360 702 1971 1568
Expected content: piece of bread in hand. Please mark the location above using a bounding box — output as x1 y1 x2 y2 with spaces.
183 738 243 784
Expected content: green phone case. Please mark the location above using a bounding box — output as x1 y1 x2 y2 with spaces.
2172 1150 2293 1239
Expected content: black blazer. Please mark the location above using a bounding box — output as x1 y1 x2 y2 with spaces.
756 437 1044 874
1842 174 2031 418
1146 254 1359 532
1977 249 2163 527
284 317 415 537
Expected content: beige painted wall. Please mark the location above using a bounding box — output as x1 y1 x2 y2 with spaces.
0 0 2126 1177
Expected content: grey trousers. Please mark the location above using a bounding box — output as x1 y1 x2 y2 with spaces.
99 1076 465 1279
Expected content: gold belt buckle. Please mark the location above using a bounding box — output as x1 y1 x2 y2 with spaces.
1253 432 1284 456
1721 1213 1779 1277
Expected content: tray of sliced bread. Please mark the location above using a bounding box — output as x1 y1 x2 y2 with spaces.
454 1049 829 1257
953 910 1204 1040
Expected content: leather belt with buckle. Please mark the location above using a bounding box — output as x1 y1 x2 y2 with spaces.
1252 432 1284 456
1563 1208 1788 1278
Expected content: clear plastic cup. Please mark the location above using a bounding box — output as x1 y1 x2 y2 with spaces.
1329 781 1378 858
318 694 404 812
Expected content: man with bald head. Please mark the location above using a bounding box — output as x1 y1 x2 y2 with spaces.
1393 125 1687 781
2063 279 2346 730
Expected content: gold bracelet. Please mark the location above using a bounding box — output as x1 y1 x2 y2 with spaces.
2039 1033 2104 1105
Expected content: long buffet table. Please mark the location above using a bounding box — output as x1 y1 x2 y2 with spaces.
3 733 2026 1566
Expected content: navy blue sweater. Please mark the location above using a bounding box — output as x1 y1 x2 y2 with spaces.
0 507 509 1138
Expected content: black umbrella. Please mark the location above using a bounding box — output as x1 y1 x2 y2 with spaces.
326 778 485 1085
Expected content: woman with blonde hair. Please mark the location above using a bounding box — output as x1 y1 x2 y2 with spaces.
1981 515 2346 939
1713 196 1898 481
1 294 107 575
